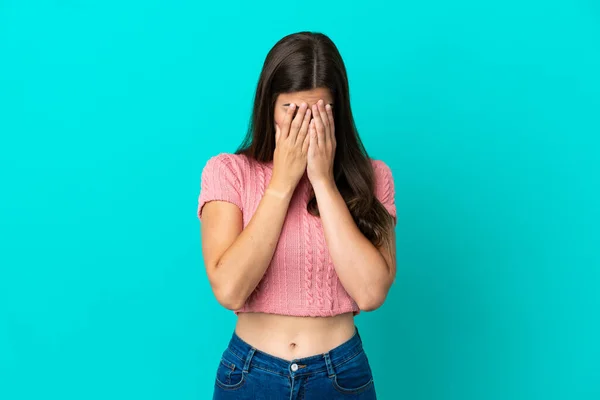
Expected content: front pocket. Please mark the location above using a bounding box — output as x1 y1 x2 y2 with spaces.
330 351 375 395
332 376 374 395
215 357 245 390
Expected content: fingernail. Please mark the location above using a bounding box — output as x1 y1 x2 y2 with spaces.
325 104 331 110
290 103 296 109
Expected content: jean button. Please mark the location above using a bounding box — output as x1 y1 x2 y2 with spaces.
291 363 298 372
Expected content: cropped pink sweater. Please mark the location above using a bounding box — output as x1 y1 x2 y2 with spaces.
197 153 396 317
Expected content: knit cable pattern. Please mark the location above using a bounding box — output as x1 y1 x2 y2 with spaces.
325 252 335 308
303 184 314 306
315 217 326 306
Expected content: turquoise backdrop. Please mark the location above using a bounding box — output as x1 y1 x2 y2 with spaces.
1 1 598 399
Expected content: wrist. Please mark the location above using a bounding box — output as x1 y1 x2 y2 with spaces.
311 177 337 195
266 181 296 200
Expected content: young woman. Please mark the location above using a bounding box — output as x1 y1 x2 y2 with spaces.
198 31 397 399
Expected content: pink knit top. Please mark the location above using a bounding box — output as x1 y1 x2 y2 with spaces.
197 153 396 317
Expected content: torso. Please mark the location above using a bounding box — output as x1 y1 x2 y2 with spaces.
218 155 385 359
235 312 356 361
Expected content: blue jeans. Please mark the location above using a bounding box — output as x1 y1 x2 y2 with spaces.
212 327 377 399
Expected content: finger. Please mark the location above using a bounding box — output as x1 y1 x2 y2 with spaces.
309 119 317 147
289 102 307 142
296 107 311 145
302 126 311 154
281 103 296 139
308 121 317 155
317 100 331 146
317 100 329 131
325 103 336 147
325 103 335 133
312 103 326 145
275 123 281 142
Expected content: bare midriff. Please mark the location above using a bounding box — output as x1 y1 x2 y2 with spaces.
234 311 356 361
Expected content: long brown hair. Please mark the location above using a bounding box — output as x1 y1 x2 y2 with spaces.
236 31 395 255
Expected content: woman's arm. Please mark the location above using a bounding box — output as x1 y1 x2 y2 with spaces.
201 187 294 310
200 102 312 310
312 180 396 311
307 100 396 311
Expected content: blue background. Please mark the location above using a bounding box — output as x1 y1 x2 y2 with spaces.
1 1 599 399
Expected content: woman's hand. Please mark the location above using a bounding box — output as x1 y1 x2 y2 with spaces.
270 102 312 196
307 100 336 188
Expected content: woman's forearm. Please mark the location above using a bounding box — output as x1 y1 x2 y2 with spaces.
312 180 394 311
211 186 294 309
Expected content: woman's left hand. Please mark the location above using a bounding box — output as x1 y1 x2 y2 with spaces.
307 99 336 188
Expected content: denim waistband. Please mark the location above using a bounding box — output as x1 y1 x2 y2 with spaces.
224 326 364 378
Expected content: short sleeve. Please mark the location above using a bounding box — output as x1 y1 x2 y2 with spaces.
372 159 397 225
197 153 243 220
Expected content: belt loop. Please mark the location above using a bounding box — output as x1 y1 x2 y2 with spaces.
323 352 335 378
243 348 256 374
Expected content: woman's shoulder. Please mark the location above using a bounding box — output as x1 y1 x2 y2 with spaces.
204 152 250 166
202 152 256 175
367 157 396 210
368 157 393 179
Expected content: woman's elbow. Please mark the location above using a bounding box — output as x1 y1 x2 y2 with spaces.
213 285 246 310
209 274 247 310
356 291 387 312
218 298 245 311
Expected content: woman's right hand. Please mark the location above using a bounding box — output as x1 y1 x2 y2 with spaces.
269 102 312 196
